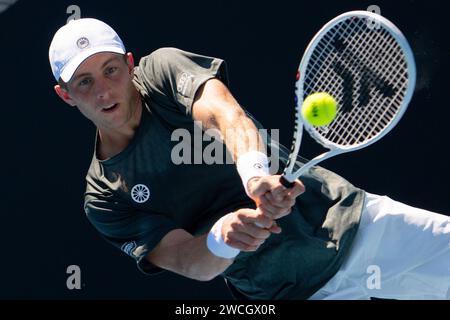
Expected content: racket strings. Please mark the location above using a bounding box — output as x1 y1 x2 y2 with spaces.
331 23 405 144
305 18 367 101
324 31 405 144
362 40 409 140
302 17 409 147
319 22 403 143
304 19 378 141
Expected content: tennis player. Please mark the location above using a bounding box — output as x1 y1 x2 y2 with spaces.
49 18 450 300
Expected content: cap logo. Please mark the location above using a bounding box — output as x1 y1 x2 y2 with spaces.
253 163 263 169
76 37 90 49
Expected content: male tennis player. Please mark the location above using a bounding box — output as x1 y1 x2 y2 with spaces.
49 18 450 299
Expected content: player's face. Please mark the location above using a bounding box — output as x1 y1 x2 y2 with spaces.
55 52 140 132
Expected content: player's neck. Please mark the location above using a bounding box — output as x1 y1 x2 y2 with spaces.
97 98 143 160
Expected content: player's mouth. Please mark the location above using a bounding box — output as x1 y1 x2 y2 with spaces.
102 103 119 113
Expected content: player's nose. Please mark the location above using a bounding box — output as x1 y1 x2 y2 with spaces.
94 77 112 102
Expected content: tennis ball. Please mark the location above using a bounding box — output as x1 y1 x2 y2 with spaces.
301 92 337 126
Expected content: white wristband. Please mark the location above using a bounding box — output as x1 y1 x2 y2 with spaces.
236 151 270 197
206 213 240 259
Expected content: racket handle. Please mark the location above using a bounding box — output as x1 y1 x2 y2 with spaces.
280 176 295 188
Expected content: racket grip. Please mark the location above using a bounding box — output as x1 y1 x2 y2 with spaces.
280 176 295 188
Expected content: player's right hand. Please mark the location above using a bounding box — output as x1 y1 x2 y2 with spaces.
221 208 280 252
247 175 305 221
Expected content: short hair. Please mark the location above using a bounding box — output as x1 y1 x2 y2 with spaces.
58 78 68 90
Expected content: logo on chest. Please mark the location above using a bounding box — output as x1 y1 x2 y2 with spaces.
131 184 150 203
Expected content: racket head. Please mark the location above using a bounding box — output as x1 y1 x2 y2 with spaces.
295 11 416 152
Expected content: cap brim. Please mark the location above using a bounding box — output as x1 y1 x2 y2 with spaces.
59 45 125 83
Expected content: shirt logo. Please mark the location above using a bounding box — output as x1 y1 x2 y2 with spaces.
76 37 90 49
121 241 137 256
177 72 193 95
131 184 150 203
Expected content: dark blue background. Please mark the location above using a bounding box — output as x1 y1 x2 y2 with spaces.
0 0 448 299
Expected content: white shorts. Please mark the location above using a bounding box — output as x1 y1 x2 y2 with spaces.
309 192 450 300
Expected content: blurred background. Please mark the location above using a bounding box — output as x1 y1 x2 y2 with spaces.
0 0 448 299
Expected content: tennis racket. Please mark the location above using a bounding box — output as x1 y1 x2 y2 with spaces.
280 10 416 188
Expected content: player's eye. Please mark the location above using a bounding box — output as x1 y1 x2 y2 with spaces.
105 66 118 75
78 78 92 87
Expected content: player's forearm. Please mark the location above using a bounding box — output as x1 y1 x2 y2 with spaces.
147 232 234 282
218 108 267 161
193 79 271 196
178 234 235 281
193 78 267 161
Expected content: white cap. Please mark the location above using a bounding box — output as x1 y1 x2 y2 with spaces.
49 18 126 82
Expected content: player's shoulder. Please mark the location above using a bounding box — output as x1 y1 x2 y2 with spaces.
140 47 187 65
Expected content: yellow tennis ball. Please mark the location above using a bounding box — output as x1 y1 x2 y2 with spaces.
301 92 337 126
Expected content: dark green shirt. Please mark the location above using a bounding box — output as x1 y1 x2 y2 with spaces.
84 47 365 299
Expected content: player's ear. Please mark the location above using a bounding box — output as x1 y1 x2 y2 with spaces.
126 52 135 75
54 85 77 107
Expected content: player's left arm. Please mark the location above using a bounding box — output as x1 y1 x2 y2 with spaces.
192 78 304 221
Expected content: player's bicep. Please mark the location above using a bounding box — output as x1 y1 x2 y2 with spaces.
192 78 247 132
